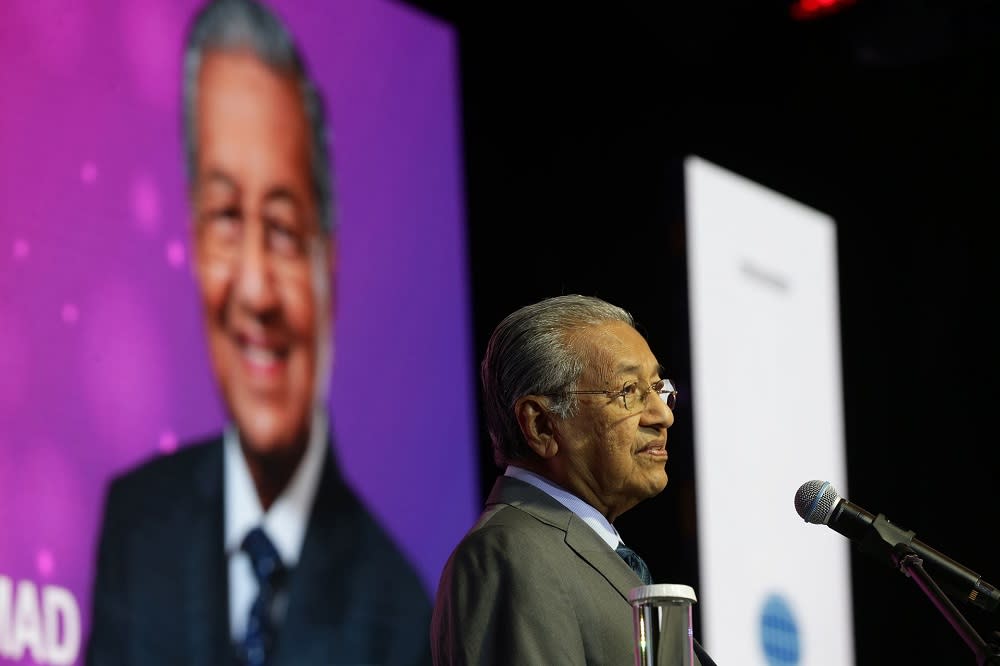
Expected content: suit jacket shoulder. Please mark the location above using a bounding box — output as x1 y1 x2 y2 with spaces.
431 475 645 666
87 435 229 666
101 435 223 517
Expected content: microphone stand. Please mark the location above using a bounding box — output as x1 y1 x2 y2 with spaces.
891 543 1000 665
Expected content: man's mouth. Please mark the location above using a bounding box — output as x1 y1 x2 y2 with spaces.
235 332 289 375
639 443 668 459
243 342 281 367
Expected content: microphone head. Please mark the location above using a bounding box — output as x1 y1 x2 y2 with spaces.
794 480 842 525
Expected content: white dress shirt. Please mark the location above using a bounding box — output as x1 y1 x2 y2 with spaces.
504 465 626 551
223 409 328 641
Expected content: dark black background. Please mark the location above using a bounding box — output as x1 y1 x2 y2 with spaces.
403 1 1000 662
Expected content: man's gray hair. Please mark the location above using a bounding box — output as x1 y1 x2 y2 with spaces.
182 0 335 232
480 294 636 468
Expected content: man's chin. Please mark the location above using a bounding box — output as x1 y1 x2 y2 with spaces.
645 472 669 497
233 415 309 461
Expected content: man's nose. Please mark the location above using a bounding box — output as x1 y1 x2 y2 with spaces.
642 392 674 428
234 224 279 314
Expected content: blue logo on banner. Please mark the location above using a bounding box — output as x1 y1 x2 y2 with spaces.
760 594 800 665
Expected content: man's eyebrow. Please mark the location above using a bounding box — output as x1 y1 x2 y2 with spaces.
261 187 305 217
612 361 666 378
199 169 237 191
262 186 300 205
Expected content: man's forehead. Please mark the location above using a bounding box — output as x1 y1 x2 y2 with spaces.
193 51 312 177
573 322 658 381
197 49 302 104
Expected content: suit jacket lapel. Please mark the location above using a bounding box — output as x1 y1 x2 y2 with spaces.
488 476 642 602
271 442 349 664
564 517 641 601
183 440 232 665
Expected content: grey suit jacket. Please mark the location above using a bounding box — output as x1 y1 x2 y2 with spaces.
431 475 702 665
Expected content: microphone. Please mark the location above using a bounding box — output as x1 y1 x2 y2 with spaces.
794 479 1000 613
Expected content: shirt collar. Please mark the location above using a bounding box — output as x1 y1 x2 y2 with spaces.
224 409 329 567
505 465 621 550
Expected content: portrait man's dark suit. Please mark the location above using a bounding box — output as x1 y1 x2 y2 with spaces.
86 435 432 666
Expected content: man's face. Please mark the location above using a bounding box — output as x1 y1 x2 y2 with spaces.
554 320 673 522
191 50 331 458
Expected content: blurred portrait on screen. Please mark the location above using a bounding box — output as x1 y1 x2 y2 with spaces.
85 1 433 664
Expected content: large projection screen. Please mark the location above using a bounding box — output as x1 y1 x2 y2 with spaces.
685 155 853 665
0 1 476 663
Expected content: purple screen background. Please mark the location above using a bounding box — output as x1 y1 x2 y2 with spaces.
0 0 477 662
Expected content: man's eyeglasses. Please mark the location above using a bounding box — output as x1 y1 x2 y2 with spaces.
548 378 677 412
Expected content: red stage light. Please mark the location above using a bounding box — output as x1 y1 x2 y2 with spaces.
790 0 856 20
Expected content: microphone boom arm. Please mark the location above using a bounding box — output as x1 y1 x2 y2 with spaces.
888 539 1000 666
855 513 1000 613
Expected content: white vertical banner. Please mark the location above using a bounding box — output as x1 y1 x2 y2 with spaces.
685 155 853 666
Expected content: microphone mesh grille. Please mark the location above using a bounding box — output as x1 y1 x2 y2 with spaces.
794 480 840 524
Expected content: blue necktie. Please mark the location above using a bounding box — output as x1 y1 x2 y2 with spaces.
616 542 654 585
238 527 285 666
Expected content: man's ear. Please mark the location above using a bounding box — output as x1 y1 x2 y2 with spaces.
514 396 559 459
